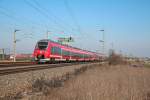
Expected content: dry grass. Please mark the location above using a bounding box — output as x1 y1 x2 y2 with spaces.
28 64 150 100
30 66 90 96
144 63 150 68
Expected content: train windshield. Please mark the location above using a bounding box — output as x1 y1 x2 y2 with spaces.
38 42 48 50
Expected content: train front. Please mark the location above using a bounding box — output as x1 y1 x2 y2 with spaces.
33 40 50 62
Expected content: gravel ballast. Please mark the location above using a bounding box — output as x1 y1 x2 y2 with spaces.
0 63 100 97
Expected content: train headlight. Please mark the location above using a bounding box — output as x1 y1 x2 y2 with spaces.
40 51 42 53
35 57 38 60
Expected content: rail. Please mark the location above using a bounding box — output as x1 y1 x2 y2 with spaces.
0 62 98 76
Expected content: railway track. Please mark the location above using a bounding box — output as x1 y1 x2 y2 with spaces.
0 62 94 76
0 61 35 66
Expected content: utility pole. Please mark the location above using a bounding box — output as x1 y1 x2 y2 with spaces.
13 29 20 62
2 49 5 60
110 42 114 52
46 31 50 39
99 29 105 54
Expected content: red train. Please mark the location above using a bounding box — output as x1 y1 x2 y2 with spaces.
33 39 103 62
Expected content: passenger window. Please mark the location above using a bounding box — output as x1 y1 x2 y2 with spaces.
51 47 61 55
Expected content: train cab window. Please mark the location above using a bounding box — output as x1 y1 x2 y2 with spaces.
38 42 48 50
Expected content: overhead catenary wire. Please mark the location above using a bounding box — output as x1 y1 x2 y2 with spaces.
32 0 75 34
30 0 71 33
64 0 83 35
0 0 83 40
24 0 73 34
0 3 64 34
0 6 43 30
63 0 90 50
0 6 58 39
0 8 20 25
0 10 40 40
63 0 90 43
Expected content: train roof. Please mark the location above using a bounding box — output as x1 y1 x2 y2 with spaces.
38 39 104 56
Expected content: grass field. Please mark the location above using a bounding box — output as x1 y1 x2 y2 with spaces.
28 64 150 100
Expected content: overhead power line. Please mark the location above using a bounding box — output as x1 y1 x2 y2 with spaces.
64 0 83 34
32 0 75 33
0 5 64 39
0 6 44 30
30 0 69 32
24 0 73 33
0 6 49 39
0 8 19 22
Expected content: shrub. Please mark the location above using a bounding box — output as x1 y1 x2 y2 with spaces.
108 50 124 65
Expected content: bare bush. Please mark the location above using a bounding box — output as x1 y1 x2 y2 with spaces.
31 65 90 96
108 50 125 65
0 92 23 100
31 76 63 95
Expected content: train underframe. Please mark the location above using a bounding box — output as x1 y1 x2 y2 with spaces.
35 54 98 63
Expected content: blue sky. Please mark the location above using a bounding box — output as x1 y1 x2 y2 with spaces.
0 0 150 57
